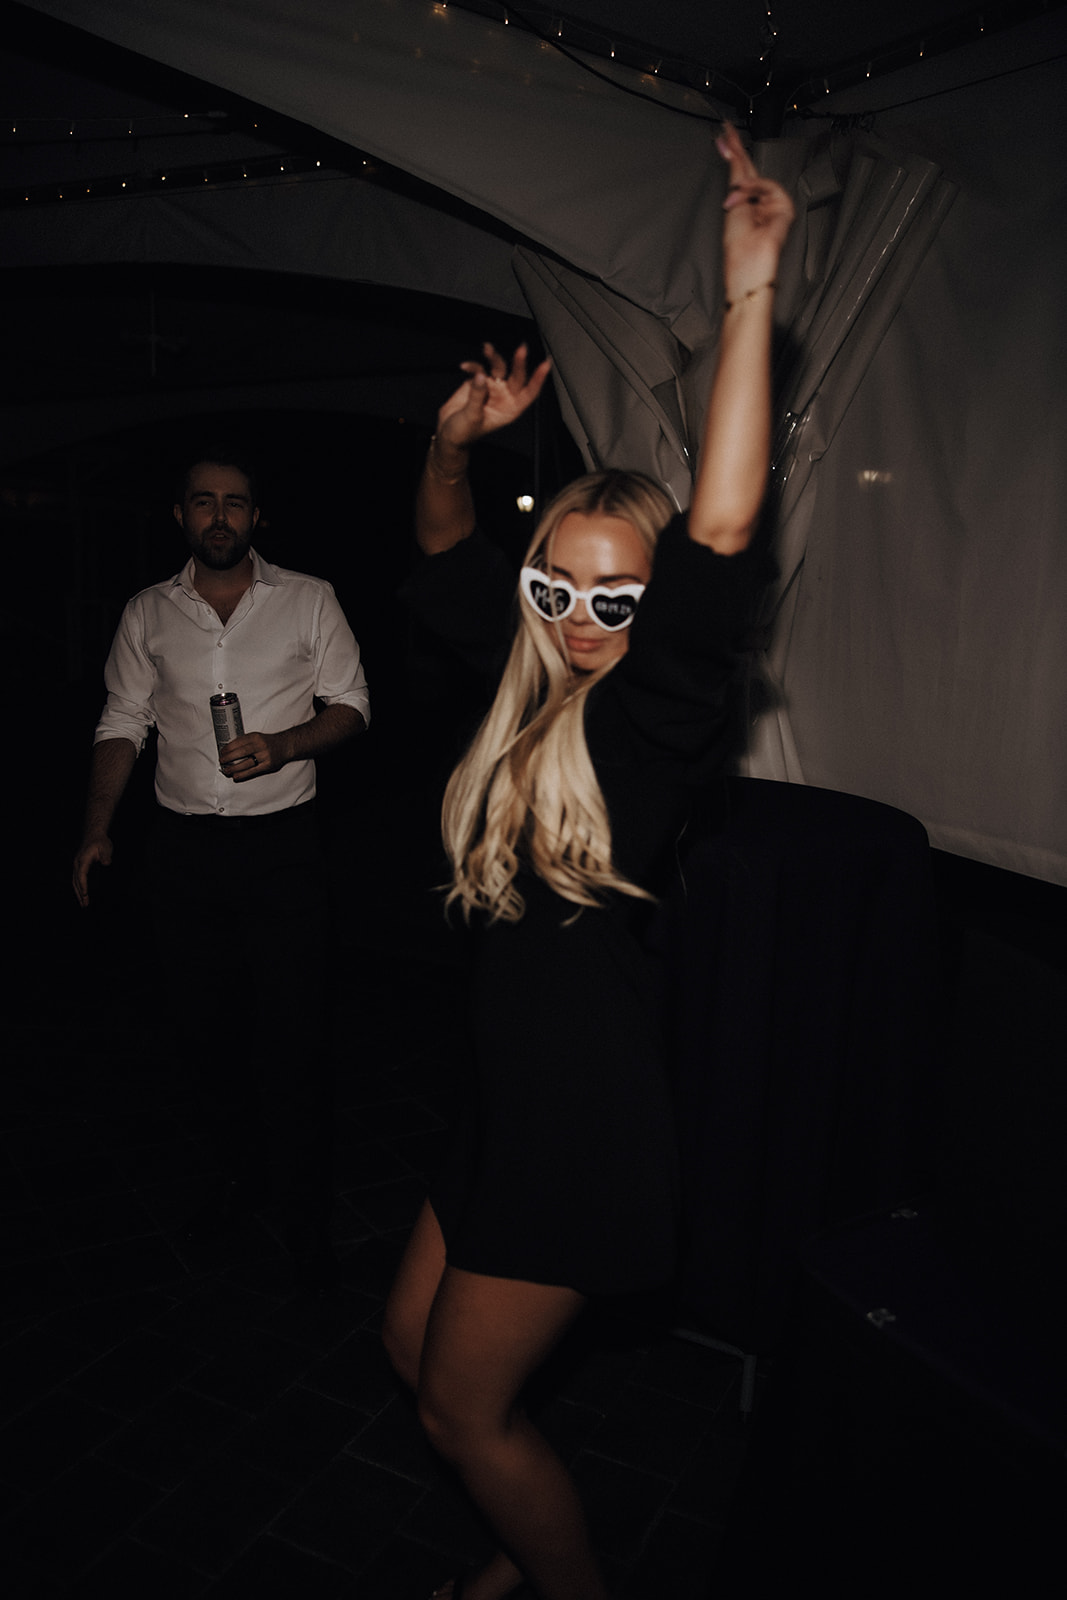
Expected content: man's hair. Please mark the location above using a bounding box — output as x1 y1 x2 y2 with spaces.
177 447 259 507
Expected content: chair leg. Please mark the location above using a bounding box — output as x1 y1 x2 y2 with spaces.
672 1325 759 1413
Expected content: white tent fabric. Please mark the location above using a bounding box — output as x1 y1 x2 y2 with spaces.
0 167 526 314
19 0 725 320
11 0 1067 885
744 136 958 786
764 21 1067 884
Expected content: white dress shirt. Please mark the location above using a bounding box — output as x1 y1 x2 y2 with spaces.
95 549 370 817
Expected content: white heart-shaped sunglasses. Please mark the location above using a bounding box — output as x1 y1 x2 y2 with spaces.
520 567 646 633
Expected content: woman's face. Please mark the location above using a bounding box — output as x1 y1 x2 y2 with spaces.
537 511 653 674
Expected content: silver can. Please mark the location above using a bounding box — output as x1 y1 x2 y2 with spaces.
210 691 244 748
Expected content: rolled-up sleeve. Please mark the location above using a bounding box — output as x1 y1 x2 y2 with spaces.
94 599 156 751
312 583 370 728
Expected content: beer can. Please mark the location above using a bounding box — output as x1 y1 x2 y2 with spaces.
210 691 244 748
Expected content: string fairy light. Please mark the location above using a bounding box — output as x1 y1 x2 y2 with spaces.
6 0 1049 192
787 0 1051 118
428 0 1058 125
1 145 371 211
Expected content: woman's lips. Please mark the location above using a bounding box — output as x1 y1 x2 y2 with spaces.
564 634 602 654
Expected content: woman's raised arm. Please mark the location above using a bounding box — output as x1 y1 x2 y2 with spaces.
416 342 552 554
689 123 795 554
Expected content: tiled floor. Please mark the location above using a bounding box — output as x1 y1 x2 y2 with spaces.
3 891 758 1599
9 826 1064 1596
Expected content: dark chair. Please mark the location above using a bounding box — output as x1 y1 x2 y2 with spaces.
717 1200 1067 1583
660 777 937 1388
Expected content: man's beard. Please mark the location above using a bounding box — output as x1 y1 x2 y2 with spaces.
195 525 252 570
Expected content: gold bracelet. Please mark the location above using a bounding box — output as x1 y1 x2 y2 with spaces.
723 280 777 313
426 436 468 485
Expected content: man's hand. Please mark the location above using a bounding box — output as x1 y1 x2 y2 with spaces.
72 737 138 906
218 731 288 782
72 833 114 908
219 705 364 782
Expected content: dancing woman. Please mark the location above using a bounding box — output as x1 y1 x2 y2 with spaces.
383 124 794 1600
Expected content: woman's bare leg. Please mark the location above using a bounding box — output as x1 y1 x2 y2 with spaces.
384 1205 526 1599
383 1200 449 1390
418 1265 609 1600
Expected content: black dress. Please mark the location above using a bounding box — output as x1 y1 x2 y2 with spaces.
403 513 765 1295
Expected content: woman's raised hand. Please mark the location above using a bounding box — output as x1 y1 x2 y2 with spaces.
436 343 552 453
716 121 795 306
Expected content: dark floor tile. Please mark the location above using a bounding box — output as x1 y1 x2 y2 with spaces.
85 1104 190 1154
238 1279 381 1351
8 1457 163 1582
535 1393 610 1465
549 1330 647 1414
62 1232 190 1298
332 1137 410 1191
618 1507 722 1599
184 1326 318 1412
46 1286 181 1354
64 1063 185 1117
338 1231 408 1298
0 1389 121 1492
156 1279 289 1353
333 1065 411 1114
273 1454 426 1573
303 1326 399 1414
33 1189 160 1252
95 1384 249 1490
344 1099 446 1142
381 1127 452 1182
18 1152 134 1206
351 1533 464 1600
65 1329 207 1416
7 1559 71 1599
226 1386 366 1484
344 1392 444 1487
123 1138 218 1189
1 1252 78 1321
69 1536 209 1598
135 1455 296 1575
0 1160 36 1220
3 1111 102 1167
207 1532 356 1597
667 1412 754 1526
331 1194 378 1245
587 1384 714 1479
139 1173 221 1232
634 1333 744 1411
572 1452 674 1563
347 1175 426 1235
0 1325 97 1422
171 1214 288 1278
397 1462 495 1562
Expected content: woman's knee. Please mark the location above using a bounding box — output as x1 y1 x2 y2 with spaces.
416 1383 490 1464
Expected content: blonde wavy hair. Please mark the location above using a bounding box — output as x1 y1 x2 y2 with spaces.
442 469 675 924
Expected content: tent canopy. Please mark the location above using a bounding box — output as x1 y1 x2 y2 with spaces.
3 0 1065 884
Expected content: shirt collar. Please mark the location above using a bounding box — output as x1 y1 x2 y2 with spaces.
173 547 278 598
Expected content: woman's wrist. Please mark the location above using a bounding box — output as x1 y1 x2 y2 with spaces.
722 278 777 314
427 434 469 485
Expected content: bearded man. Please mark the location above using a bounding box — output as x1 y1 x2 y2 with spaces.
72 448 370 1293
